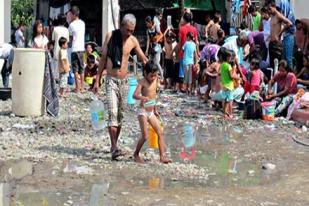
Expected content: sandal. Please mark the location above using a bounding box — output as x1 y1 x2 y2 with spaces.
111 149 125 160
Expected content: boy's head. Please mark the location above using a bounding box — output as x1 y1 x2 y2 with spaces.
248 5 258 17
144 61 159 82
19 22 26 31
267 0 277 15
58 37 68 49
186 32 194 41
250 58 260 70
182 12 192 24
214 12 221 23
218 47 232 62
145 16 153 29
155 8 163 20
261 7 270 20
71 6 80 20
87 55 96 68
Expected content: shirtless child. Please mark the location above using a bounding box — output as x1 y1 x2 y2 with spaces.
133 62 172 164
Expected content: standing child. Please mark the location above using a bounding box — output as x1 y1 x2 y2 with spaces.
133 62 172 164
163 30 177 89
220 49 238 119
32 20 49 50
58 37 70 97
183 32 198 95
173 38 182 92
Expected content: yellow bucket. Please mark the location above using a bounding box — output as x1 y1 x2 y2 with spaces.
85 77 93 85
148 123 164 149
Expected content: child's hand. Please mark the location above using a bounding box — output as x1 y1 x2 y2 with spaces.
141 96 150 104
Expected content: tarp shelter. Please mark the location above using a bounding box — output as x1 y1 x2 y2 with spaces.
173 0 224 11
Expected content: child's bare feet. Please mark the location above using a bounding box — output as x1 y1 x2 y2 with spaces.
160 157 172 164
134 155 145 163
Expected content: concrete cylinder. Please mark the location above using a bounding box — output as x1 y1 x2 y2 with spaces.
12 48 46 116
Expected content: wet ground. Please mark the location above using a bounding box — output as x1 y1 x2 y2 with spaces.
1 89 309 205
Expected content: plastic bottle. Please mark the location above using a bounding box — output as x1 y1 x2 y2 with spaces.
90 96 106 130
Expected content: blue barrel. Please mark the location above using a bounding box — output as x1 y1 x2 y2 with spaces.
183 123 196 148
127 77 138 105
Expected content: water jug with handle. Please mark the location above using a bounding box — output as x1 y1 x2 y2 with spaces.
90 95 106 130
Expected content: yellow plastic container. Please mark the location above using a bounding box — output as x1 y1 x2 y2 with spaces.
85 77 94 85
148 125 159 149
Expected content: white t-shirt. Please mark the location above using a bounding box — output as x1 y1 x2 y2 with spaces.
52 26 70 60
15 29 25 48
33 35 49 49
262 19 271 43
0 43 13 59
69 19 85 52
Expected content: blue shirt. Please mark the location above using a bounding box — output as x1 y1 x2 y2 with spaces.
183 41 196 66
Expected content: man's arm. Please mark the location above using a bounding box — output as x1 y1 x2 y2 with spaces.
133 37 148 65
92 32 111 93
277 11 292 37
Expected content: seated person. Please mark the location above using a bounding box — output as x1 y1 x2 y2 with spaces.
83 42 99 67
267 60 298 116
84 55 98 89
297 54 309 86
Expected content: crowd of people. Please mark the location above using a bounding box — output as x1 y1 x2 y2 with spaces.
1 0 309 163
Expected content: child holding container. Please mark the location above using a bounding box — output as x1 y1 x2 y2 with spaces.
133 61 172 164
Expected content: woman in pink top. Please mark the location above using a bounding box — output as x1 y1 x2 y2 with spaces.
244 58 264 94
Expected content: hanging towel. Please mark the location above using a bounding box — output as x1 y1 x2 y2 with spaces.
43 51 59 117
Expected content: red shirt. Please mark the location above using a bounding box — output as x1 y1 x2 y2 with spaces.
178 24 198 59
273 72 298 94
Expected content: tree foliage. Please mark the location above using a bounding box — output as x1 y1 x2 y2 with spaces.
11 0 34 27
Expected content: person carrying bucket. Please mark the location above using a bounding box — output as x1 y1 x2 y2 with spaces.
133 61 172 164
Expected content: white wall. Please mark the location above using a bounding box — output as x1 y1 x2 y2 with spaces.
102 0 119 45
291 0 309 19
0 0 11 44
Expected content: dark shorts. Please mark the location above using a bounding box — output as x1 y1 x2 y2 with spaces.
164 59 174 79
269 41 283 68
71 51 84 74
174 62 183 83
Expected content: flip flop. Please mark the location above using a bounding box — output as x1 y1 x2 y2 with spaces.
111 149 125 160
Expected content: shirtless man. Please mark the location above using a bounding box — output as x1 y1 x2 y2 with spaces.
268 1 292 68
93 14 148 160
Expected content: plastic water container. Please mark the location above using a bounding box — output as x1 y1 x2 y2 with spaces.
183 123 196 148
261 101 276 121
90 97 106 130
127 77 138 105
148 125 159 149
